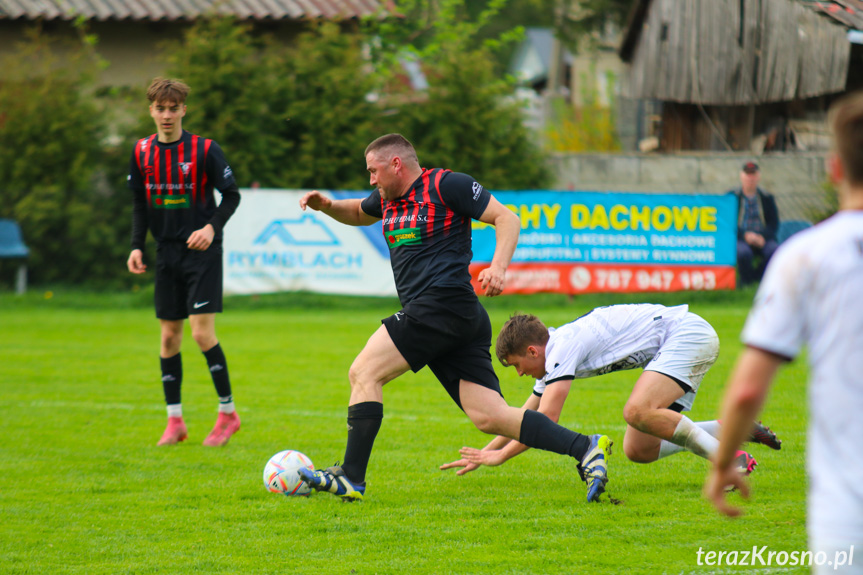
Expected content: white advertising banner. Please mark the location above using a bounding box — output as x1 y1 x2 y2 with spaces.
223 189 396 297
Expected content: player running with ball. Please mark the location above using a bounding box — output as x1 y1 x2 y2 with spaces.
297 134 613 502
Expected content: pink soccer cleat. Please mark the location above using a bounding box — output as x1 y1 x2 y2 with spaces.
157 416 188 446
202 411 241 447
734 450 758 476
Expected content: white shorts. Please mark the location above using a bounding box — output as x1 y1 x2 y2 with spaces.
644 312 719 412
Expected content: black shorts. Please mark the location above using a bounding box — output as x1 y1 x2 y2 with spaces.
154 241 223 320
382 287 502 410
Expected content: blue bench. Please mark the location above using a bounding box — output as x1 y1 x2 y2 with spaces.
0 219 30 294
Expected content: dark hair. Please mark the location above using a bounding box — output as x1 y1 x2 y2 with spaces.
147 78 190 105
829 91 863 186
495 314 550 366
364 133 419 165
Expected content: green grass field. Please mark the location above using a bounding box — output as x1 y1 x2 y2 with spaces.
0 289 809 574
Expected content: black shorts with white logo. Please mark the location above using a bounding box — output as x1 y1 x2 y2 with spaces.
382 286 502 410
154 241 223 320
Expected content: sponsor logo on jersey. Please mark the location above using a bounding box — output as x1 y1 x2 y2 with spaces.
152 194 190 209
472 182 484 201
223 165 233 180
384 227 421 248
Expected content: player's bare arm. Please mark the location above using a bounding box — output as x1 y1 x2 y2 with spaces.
299 191 379 226
704 347 781 516
476 196 519 297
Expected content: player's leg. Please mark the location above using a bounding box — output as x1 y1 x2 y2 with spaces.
459 382 610 502
624 314 757 472
688 419 782 450
299 323 410 500
621 370 720 458
157 318 187 445
189 313 240 446
154 243 189 445
185 246 240 446
342 324 409 480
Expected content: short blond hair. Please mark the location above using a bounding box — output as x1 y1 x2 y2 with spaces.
147 77 190 105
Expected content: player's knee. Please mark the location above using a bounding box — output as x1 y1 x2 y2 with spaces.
191 330 215 350
623 442 656 463
347 362 377 395
161 331 182 351
622 401 645 428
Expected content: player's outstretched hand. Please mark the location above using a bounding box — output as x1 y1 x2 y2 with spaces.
477 265 506 297
459 446 507 467
299 190 332 212
704 465 750 517
439 458 481 476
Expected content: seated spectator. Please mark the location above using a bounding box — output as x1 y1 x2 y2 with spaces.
730 162 780 286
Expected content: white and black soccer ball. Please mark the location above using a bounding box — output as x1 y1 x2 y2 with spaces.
263 450 314 496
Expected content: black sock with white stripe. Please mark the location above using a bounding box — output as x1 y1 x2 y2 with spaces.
160 352 182 406
518 409 592 462
341 401 383 485
203 343 232 399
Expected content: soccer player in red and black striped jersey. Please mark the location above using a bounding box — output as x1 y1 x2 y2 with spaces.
127 78 241 447
297 134 609 501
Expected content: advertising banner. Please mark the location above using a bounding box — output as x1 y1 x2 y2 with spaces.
223 190 397 297
469 191 738 294
224 190 737 296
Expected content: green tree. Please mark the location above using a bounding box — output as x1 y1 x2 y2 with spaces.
367 0 551 189
0 25 132 287
267 22 379 189
158 17 284 188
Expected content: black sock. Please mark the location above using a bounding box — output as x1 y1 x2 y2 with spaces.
203 343 232 400
160 353 182 406
518 409 592 462
341 401 383 484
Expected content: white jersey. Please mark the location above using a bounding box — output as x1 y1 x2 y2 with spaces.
742 211 863 543
534 303 691 395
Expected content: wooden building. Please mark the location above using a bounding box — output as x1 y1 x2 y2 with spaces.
618 0 863 152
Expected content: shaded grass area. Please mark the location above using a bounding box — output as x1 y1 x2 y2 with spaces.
0 289 807 574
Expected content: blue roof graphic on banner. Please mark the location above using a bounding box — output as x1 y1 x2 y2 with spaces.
253 214 340 246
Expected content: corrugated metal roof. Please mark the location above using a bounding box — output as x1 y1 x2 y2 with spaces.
0 0 382 20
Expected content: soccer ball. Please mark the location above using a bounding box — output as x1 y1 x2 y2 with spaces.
263 450 315 496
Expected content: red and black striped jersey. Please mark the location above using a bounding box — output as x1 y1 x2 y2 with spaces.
361 168 491 305
128 130 239 249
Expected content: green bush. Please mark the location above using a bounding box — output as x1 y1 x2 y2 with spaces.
0 26 132 288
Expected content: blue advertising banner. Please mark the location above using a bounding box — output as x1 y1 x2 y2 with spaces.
471 192 737 267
